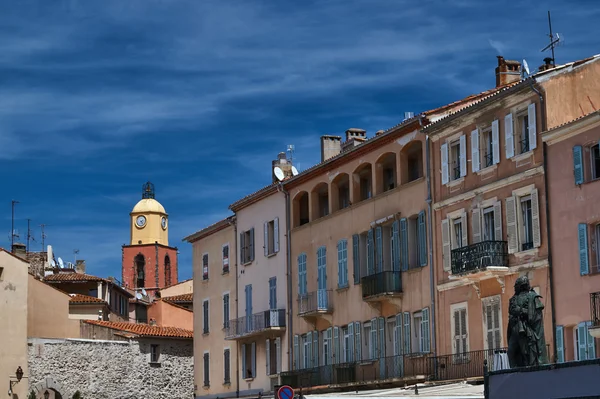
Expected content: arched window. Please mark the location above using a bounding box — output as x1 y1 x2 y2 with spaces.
135 254 145 288
164 254 171 287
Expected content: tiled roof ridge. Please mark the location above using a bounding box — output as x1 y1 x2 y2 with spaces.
83 320 193 338
162 293 193 303
183 215 235 243
69 294 107 304
44 272 134 297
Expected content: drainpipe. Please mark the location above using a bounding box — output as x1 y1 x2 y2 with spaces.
278 182 294 372
420 115 437 361
229 217 240 398
531 79 557 362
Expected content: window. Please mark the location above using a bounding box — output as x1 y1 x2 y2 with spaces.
408 217 418 269
481 126 494 168
520 196 534 251
556 326 565 363
222 244 230 273
413 311 423 353
264 218 279 257
223 293 230 329
576 321 597 361
337 239 348 288
120 295 127 316
517 111 530 154
135 254 145 288
266 338 281 376
452 216 464 249
164 254 171 287
202 253 209 280
323 329 332 365
240 228 255 264
506 103 537 158
352 234 360 284
591 144 600 180
89 288 98 298
482 207 495 241
150 344 160 363
363 322 373 360
269 277 277 310
203 299 209 334
203 352 210 387
0 267 3 281
451 303 468 360
342 326 350 362
483 296 502 350
303 334 311 368
224 349 231 384
450 140 461 180
298 253 307 296
241 342 256 378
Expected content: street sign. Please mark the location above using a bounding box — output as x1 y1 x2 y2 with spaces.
277 385 294 399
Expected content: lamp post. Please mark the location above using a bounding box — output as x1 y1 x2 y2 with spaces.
8 366 24 396
44 390 50 399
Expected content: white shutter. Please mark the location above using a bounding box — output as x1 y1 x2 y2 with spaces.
504 113 514 159
506 196 518 254
266 339 271 375
394 314 402 355
528 103 537 150
348 322 354 362
333 327 340 364
313 330 319 366
531 188 541 248
471 129 480 173
370 318 377 359
275 337 282 373
492 119 500 164
461 212 468 247
442 219 451 272
274 217 280 253
459 135 467 177
240 232 246 264
493 201 503 241
306 331 313 367
354 322 361 361
441 143 449 185
327 327 334 364
264 222 269 256
472 208 482 244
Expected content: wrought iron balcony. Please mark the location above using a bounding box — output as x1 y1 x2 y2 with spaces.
361 271 402 300
590 292 600 338
225 309 286 340
451 241 508 276
297 290 333 317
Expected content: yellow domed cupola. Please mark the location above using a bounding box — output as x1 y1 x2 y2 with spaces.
130 182 169 246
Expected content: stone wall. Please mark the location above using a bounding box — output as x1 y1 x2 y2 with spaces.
28 338 193 399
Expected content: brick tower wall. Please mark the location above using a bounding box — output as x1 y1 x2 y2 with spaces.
122 243 178 293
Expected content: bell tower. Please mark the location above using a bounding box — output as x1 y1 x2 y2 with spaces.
122 182 178 296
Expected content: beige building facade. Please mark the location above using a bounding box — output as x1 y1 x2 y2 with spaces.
0 249 29 399
186 217 238 399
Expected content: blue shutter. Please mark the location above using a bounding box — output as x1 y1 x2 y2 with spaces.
242 344 247 377
352 234 360 284
293 335 299 369
337 241 343 288
354 322 362 361
586 321 596 360
392 220 400 271
579 223 590 275
367 229 375 275
556 325 565 363
376 226 383 272
418 211 427 267
400 218 409 271
333 326 340 364
578 322 588 360
403 312 411 354
313 330 319 366
573 145 584 185
298 254 307 295
348 322 354 362
394 314 402 355
340 240 348 287
269 278 276 310
422 308 430 352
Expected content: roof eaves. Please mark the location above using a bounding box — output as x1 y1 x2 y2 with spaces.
228 183 279 212
182 215 235 243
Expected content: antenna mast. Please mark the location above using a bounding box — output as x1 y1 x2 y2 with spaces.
40 224 47 250
74 249 80 264
27 219 32 253
541 11 561 66
11 200 19 252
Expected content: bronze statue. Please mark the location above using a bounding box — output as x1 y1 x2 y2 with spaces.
507 275 548 367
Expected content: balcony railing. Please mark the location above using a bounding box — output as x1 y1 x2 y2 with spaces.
225 309 286 339
297 290 333 316
591 292 600 327
451 241 508 275
361 271 402 300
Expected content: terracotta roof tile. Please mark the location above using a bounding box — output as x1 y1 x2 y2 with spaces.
83 320 193 339
45 273 104 282
69 294 107 304
163 293 193 303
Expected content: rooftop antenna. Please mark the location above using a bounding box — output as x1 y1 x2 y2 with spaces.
27 219 36 253
39 224 48 250
522 59 531 78
291 166 299 176
541 11 563 66
73 249 80 264
273 166 285 181
58 257 64 269
11 200 19 251
286 144 295 165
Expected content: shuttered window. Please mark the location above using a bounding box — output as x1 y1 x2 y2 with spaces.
573 145 584 185
392 220 401 271
202 253 209 280
367 229 375 275
556 326 565 363
403 312 411 355
504 113 514 159
354 322 362 361
298 253 307 295
441 142 449 185
453 307 468 357
337 239 348 288
224 349 231 384
576 321 597 361
203 352 210 387
400 218 409 271
441 219 451 272
471 128 480 173
352 234 361 284
422 307 430 353
579 223 590 275
203 300 209 334
483 296 502 350
418 210 427 266
375 226 383 272
223 294 230 329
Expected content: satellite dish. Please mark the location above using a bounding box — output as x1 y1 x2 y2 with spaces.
51 259 56 267
291 166 299 176
136 293 143 300
273 166 285 181
141 289 147 296
522 59 530 77
58 257 64 268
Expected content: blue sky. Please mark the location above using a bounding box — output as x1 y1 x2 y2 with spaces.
1 0 599 281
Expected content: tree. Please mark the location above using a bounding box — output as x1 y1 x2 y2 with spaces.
72 391 83 399
28 391 36 399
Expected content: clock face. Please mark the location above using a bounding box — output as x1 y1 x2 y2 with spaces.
136 215 146 228
161 217 167 229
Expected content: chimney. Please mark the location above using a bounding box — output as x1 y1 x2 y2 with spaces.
320 135 342 162
11 243 27 260
342 128 367 153
149 318 157 326
271 152 293 183
538 57 555 72
75 260 86 274
403 112 414 121
495 56 521 87
375 130 385 136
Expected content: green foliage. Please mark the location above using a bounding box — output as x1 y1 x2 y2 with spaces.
28 391 37 399
72 391 83 399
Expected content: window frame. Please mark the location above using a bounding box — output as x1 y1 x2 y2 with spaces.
223 292 230 330
482 295 503 351
222 243 230 274
150 344 160 363
591 143 600 181
481 125 494 169
223 348 231 384
337 239 349 288
450 301 469 360
203 351 210 387
449 139 461 181
202 298 210 334
202 252 209 281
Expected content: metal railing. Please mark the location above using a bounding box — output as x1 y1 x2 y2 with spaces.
430 348 509 381
297 290 333 316
451 241 508 275
591 292 600 327
225 309 286 338
361 271 402 299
